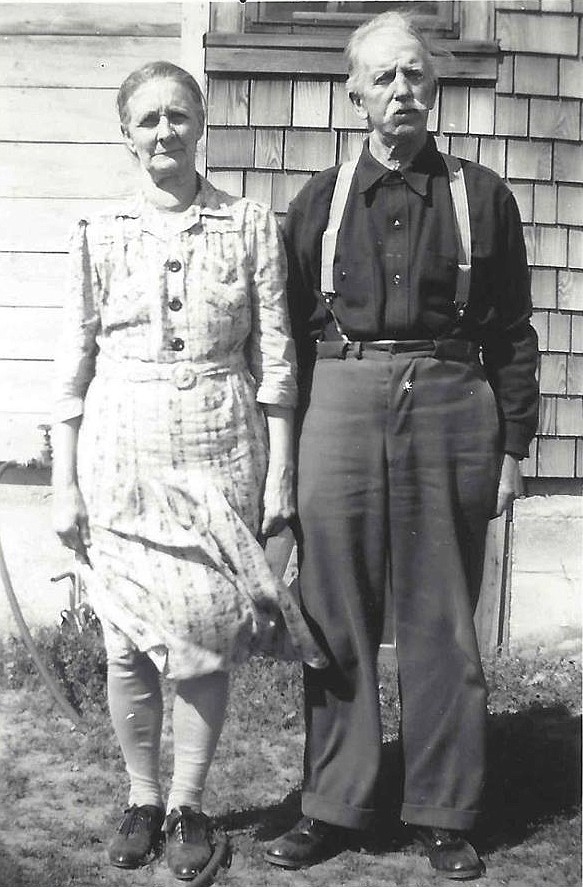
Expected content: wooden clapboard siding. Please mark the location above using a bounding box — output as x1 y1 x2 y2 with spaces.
0 36 181 87
0 306 62 359
0 253 67 307
0 198 130 252
0 88 121 143
0 3 181 36
0 143 135 198
0 360 55 413
0 2 182 461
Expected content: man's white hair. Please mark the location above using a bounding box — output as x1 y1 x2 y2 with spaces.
345 10 437 97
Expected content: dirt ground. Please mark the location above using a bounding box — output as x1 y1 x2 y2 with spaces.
0 483 580 887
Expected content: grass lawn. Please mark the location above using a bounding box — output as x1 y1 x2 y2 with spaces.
0 639 580 887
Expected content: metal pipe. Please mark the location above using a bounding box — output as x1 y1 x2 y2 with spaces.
0 460 86 731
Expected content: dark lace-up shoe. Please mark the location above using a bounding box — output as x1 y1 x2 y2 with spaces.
416 826 485 880
264 816 351 869
108 804 164 869
165 807 213 881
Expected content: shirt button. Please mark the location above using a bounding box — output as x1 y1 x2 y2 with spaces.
393 274 401 285
393 219 401 227
170 337 185 351
340 270 347 280
166 259 182 272
169 298 183 311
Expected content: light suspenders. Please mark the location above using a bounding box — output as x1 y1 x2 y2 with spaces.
319 153 472 334
442 153 472 318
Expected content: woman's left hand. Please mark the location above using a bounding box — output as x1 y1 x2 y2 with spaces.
261 463 295 538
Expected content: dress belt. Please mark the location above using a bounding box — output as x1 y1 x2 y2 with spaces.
95 353 246 389
316 339 480 361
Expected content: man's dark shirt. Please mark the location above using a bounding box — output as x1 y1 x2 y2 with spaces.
284 136 539 458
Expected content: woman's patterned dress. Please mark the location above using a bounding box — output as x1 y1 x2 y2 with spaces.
53 177 325 679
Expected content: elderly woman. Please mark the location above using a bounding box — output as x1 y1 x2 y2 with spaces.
51 61 324 882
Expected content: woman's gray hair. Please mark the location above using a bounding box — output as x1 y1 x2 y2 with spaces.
117 61 206 130
345 10 437 97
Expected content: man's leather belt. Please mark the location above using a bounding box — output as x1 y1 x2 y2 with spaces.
316 339 480 362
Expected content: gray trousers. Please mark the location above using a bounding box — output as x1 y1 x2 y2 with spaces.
297 349 500 831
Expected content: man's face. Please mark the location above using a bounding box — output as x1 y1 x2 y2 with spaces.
349 29 436 145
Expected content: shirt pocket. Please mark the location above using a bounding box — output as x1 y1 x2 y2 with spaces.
99 269 151 332
419 250 458 315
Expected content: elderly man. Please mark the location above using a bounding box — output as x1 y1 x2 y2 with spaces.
265 10 538 880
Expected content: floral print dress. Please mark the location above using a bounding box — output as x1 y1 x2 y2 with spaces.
53 177 325 679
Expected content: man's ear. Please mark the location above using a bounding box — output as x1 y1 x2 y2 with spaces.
349 90 368 122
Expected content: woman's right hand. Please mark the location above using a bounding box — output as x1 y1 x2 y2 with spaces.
52 484 91 565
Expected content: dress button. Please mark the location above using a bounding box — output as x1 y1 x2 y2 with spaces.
340 270 347 281
166 259 182 272
394 219 401 227
169 298 183 312
393 274 401 285
170 337 185 351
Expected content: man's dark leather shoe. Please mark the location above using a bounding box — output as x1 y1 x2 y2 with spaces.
416 826 485 880
165 807 213 881
108 804 165 868
264 816 350 869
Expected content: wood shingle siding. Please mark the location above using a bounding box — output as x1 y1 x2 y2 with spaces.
497 12 578 56
529 98 581 141
514 55 558 96
292 81 331 129
569 230 583 269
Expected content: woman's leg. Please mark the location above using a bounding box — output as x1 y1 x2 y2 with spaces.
164 671 230 880
107 650 164 809
167 671 229 812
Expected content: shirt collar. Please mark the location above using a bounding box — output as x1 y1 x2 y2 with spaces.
356 135 443 198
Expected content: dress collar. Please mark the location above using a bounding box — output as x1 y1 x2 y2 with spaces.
118 175 238 236
356 135 444 198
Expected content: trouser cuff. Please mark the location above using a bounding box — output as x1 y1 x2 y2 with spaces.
401 803 479 831
302 792 375 830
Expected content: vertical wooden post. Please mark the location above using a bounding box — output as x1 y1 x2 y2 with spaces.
474 511 513 654
181 0 211 174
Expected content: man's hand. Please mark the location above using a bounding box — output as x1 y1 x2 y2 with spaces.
52 483 91 564
494 453 523 517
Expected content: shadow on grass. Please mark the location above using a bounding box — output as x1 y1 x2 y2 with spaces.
0 840 25 887
216 703 581 855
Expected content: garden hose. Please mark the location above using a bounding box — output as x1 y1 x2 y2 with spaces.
0 460 86 732
187 828 232 887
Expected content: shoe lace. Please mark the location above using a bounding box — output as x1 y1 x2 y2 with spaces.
118 805 155 837
169 808 207 844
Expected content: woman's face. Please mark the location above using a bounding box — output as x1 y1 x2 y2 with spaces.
122 78 204 184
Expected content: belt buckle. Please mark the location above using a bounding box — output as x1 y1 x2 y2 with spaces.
173 363 197 390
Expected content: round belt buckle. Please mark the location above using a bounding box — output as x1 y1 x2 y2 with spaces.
173 363 197 390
